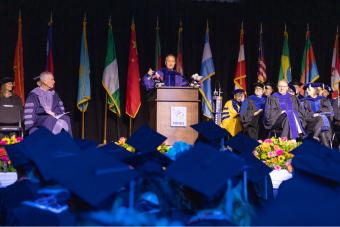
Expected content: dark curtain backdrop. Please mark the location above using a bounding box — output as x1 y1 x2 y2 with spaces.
0 0 339 142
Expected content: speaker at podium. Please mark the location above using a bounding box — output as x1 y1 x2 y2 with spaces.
148 87 199 145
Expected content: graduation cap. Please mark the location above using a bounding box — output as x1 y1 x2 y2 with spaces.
47 148 138 208
5 142 32 171
255 171 340 226
15 128 81 181
288 83 296 93
0 76 14 85
166 142 245 198
73 138 99 150
291 140 340 184
255 141 340 226
191 121 229 150
323 84 333 93
126 124 166 153
225 133 271 184
264 81 274 88
303 82 316 90
232 89 245 95
253 82 264 89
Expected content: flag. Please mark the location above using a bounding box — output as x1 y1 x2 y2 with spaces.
13 11 24 104
102 20 120 116
278 26 292 82
300 28 319 92
154 17 161 69
331 28 340 98
257 24 267 83
234 24 247 93
45 13 54 74
199 22 215 119
77 16 91 112
125 19 141 119
176 21 184 75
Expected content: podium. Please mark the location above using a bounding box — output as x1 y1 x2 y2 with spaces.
149 87 199 145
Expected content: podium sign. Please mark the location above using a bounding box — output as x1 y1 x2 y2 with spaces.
149 87 199 145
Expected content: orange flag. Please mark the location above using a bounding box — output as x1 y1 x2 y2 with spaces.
13 11 25 104
234 23 247 93
125 19 141 118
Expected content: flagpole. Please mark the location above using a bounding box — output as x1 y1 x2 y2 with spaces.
129 117 132 137
103 93 108 144
116 115 120 141
82 111 85 139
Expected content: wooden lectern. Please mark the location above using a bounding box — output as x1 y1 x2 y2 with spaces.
149 87 199 145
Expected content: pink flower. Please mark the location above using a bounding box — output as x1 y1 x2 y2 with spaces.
0 141 7 146
1 156 9 162
257 140 263 143
285 161 291 167
276 149 284 156
253 150 259 156
267 151 275 158
274 165 282 170
280 137 288 142
16 137 23 142
264 139 272 144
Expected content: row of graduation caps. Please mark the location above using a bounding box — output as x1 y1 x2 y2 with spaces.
5 121 340 225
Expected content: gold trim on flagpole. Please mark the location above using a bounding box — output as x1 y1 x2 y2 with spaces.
129 117 132 137
81 111 85 139
103 93 108 144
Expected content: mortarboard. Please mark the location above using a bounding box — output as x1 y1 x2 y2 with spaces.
191 121 229 142
303 82 320 90
5 142 32 171
255 140 340 226
288 83 296 93
253 82 264 89
73 138 99 151
46 148 138 208
166 142 244 198
233 89 245 95
0 77 14 85
291 140 340 184
13 128 81 181
225 133 271 183
126 124 167 153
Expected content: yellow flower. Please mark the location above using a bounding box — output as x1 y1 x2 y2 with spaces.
278 155 285 163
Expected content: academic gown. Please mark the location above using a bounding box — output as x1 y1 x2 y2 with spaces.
0 179 40 225
143 68 188 91
264 93 305 139
239 95 266 140
221 99 243 136
302 96 333 137
24 88 72 136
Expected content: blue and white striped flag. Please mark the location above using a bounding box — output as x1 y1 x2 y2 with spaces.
199 22 215 118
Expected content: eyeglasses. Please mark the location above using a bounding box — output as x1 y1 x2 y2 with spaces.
278 85 288 88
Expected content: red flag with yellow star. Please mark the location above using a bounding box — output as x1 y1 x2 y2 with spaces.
125 19 141 118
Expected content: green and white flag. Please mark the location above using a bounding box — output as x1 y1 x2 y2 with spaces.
102 22 120 116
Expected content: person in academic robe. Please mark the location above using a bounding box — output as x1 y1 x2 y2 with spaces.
221 89 245 136
24 72 72 136
289 80 304 100
239 83 266 140
263 81 274 97
0 77 23 116
143 54 188 90
332 95 340 148
264 80 305 139
301 83 333 147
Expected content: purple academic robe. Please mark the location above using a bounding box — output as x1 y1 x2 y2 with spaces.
143 68 188 91
24 88 72 136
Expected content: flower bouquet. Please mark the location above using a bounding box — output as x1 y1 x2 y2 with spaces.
0 135 23 172
254 137 301 173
